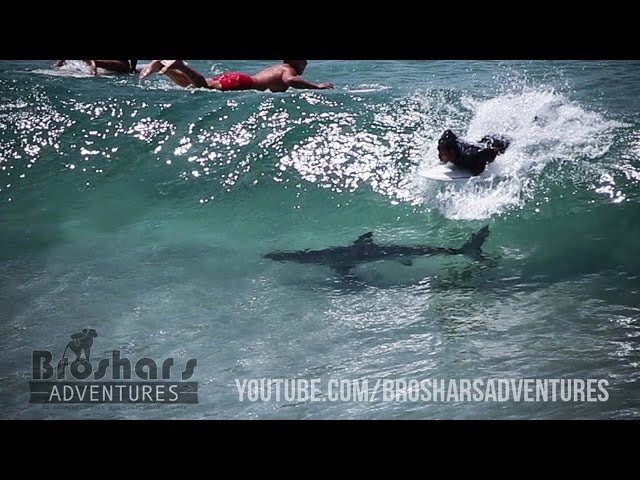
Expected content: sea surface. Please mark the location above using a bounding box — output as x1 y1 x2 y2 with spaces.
1 60 639 418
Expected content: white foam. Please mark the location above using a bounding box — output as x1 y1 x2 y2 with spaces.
346 84 390 93
32 60 121 77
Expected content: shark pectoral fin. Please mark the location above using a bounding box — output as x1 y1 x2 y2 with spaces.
397 257 413 266
331 265 355 276
354 232 374 245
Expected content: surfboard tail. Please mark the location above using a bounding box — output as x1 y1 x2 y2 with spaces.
462 226 490 261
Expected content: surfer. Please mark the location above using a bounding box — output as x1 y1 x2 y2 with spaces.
139 60 334 92
53 60 138 75
437 129 511 176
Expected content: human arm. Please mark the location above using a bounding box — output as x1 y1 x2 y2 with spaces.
282 72 333 90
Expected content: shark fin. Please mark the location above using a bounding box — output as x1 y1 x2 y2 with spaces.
461 226 490 261
353 232 374 245
397 257 413 266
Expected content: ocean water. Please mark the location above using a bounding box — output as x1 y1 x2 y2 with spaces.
1 60 639 419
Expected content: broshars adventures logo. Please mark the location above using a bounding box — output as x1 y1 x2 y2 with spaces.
30 328 198 404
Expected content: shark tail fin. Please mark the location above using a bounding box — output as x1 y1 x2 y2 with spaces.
461 225 490 261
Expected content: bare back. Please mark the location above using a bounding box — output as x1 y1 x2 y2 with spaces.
250 64 298 92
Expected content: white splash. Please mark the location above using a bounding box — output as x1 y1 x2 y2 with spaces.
415 88 622 220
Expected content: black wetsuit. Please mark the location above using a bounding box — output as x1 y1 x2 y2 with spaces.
444 132 511 176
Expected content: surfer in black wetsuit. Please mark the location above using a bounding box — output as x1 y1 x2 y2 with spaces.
437 129 511 176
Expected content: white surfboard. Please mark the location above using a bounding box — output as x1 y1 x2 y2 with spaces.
419 164 489 182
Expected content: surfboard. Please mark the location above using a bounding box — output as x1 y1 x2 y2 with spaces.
418 164 488 182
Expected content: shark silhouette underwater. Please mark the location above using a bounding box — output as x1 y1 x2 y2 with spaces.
264 226 490 275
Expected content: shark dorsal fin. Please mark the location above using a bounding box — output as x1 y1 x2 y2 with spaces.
354 232 374 245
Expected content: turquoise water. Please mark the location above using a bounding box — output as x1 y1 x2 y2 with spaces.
1 60 639 419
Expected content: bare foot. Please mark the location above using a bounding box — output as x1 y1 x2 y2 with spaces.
159 60 184 75
139 60 165 80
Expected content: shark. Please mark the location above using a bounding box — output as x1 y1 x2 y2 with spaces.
264 226 490 275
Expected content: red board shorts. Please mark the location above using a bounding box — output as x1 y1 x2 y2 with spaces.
211 72 255 91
